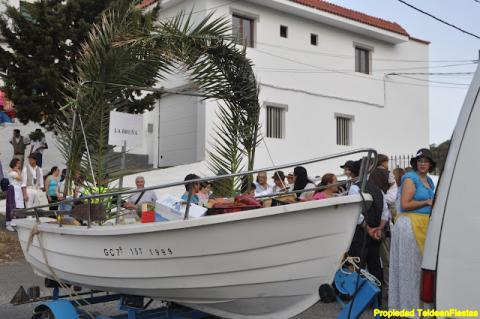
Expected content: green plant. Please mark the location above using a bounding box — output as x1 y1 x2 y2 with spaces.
57 1 260 197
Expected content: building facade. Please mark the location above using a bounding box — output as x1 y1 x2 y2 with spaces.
1 0 430 176
134 0 429 173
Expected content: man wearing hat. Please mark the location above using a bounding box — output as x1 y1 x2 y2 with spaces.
272 171 288 193
21 154 44 208
340 160 355 179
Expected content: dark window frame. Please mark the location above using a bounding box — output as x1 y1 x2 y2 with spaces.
280 25 288 38
335 115 352 146
266 105 286 139
310 33 318 46
355 46 371 74
232 14 255 48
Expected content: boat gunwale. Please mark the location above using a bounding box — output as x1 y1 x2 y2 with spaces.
13 193 371 236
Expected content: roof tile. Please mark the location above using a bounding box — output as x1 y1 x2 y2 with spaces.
137 0 414 39
290 0 409 36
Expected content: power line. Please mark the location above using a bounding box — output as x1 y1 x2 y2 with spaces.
255 62 478 73
255 40 478 63
388 72 475 75
254 48 470 89
397 0 480 40
389 74 470 86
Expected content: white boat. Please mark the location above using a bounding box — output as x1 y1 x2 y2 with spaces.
13 151 375 319
14 195 370 318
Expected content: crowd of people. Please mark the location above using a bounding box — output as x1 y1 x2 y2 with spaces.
194 148 434 312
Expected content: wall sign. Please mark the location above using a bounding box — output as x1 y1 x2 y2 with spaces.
108 111 143 147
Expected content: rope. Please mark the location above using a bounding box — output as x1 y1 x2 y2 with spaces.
340 255 382 287
27 222 96 319
340 256 361 273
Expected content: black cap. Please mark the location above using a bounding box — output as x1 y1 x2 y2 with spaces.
350 160 362 176
340 160 355 170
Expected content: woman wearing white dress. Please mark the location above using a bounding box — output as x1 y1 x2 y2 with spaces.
6 158 24 231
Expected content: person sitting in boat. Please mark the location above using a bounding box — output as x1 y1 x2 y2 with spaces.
292 166 316 201
313 173 338 200
254 171 273 197
21 154 44 208
197 181 212 207
271 171 288 193
181 173 201 205
123 176 158 210
339 160 355 193
340 160 355 178
286 172 294 188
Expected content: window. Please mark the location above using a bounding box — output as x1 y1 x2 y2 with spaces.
336 115 352 146
310 33 318 46
266 105 286 139
280 25 288 38
232 15 254 47
355 47 370 74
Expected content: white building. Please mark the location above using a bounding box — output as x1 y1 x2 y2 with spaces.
1 0 430 177
132 0 429 174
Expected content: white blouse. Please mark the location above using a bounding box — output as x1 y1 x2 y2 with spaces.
8 170 23 187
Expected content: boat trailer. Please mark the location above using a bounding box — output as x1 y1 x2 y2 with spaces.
11 281 214 319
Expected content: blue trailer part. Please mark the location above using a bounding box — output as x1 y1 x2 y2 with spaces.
334 268 380 319
30 288 214 319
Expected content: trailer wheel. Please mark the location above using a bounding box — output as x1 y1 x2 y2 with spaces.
39 309 55 319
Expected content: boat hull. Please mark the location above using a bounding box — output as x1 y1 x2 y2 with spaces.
14 194 369 319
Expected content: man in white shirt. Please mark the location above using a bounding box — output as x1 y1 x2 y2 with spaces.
123 176 158 209
21 154 44 208
29 129 48 167
254 171 273 197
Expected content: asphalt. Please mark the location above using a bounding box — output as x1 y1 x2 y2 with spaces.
0 260 373 319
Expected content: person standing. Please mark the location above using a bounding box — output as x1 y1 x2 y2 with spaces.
347 159 389 306
21 154 44 208
369 154 398 305
29 129 48 168
10 129 29 168
389 149 435 314
6 158 24 231
44 166 63 211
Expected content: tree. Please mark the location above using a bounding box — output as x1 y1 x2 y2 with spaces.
0 0 159 130
58 1 261 197
430 140 450 173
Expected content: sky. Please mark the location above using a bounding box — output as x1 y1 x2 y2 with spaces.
327 0 480 145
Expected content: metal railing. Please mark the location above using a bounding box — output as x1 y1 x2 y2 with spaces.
13 148 377 227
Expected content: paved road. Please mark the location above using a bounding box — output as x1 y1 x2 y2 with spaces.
0 260 373 319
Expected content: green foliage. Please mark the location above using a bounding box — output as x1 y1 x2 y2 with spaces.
56 2 261 196
0 0 160 130
430 140 450 173
28 130 45 142
55 0 162 192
